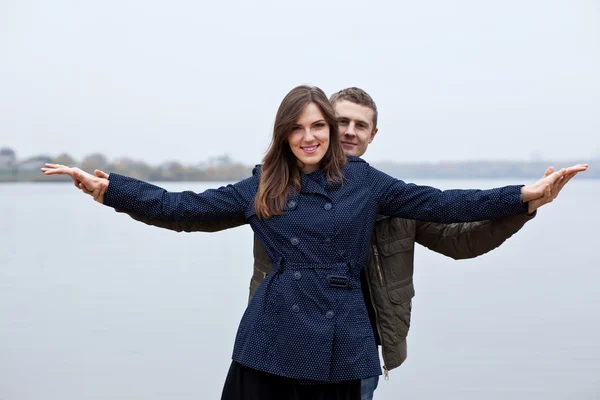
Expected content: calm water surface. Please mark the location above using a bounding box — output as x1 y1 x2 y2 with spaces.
1 179 599 399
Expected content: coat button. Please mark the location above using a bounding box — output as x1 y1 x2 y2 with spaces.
294 271 302 280
325 311 335 319
292 304 300 313
290 237 299 246
324 238 332 247
287 200 297 210
324 202 332 210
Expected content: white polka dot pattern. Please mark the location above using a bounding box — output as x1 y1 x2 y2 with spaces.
103 156 528 382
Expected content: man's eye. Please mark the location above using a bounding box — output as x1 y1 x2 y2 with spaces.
338 120 348 125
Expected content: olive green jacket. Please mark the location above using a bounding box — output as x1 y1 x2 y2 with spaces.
120 210 534 372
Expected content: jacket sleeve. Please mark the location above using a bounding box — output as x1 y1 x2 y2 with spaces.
103 173 257 222
370 167 529 223
114 209 247 232
415 212 536 260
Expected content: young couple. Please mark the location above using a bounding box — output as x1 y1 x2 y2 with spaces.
43 85 586 400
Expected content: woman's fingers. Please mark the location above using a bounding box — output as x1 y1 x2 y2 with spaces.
41 164 76 176
545 168 566 185
42 164 98 187
71 168 90 183
41 164 108 203
94 170 109 179
545 184 552 200
542 164 586 195
551 170 580 200
41 167 62 175
92 187 104 203
91 180 108 203
569 163 588 171
523 163 587 208
79 183 93 195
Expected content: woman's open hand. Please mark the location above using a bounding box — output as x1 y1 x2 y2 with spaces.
41 164 109 203
521 164 588 213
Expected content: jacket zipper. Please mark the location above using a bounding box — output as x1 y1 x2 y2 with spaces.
369 240 390 379
372 244 384 286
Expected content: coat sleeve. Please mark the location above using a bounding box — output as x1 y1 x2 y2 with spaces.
103 173 257 222
114 209 247 232
370 167 529 223
414 212 535 259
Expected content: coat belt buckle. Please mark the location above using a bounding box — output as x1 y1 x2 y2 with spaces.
328 275 349 288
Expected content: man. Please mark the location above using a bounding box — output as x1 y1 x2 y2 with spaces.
102 87 575 400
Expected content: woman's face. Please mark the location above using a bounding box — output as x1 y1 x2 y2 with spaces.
288 102 330 174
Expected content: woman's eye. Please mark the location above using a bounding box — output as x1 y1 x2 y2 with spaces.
315 123 325 128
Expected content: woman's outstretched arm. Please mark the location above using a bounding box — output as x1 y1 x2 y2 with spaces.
41 164 257 222
371 164 587 223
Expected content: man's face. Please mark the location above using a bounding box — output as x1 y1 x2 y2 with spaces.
334 100 378 157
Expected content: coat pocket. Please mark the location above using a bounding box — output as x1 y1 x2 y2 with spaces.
387 282 415 341
377 237 415 283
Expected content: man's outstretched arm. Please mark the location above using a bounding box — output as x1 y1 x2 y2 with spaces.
415 213 534 260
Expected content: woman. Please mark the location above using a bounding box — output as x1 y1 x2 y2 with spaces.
42 85 585 399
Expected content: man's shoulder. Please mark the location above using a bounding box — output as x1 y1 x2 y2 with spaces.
346 155 368 164
345 155 369 168
343 156 371 178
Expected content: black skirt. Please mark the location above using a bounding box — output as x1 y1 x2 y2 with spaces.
221 361 361 400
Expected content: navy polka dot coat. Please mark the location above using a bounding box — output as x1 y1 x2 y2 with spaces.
103 156 528 383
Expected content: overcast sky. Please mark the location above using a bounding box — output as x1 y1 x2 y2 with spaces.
1 0 598 166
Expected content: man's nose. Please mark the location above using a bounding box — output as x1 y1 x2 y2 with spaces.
344 122 356 136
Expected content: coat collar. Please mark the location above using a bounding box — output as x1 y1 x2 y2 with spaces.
255 156 367 197
299 169 328 197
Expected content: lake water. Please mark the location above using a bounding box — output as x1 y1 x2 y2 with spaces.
1 179 599 400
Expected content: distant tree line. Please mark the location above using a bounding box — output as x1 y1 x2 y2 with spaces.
0 147 252 182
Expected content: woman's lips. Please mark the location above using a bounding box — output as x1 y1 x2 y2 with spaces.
301 145 319 154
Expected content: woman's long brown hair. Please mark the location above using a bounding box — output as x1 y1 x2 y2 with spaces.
255 85 346 219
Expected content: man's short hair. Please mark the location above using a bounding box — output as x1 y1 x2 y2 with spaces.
329 87 378 129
